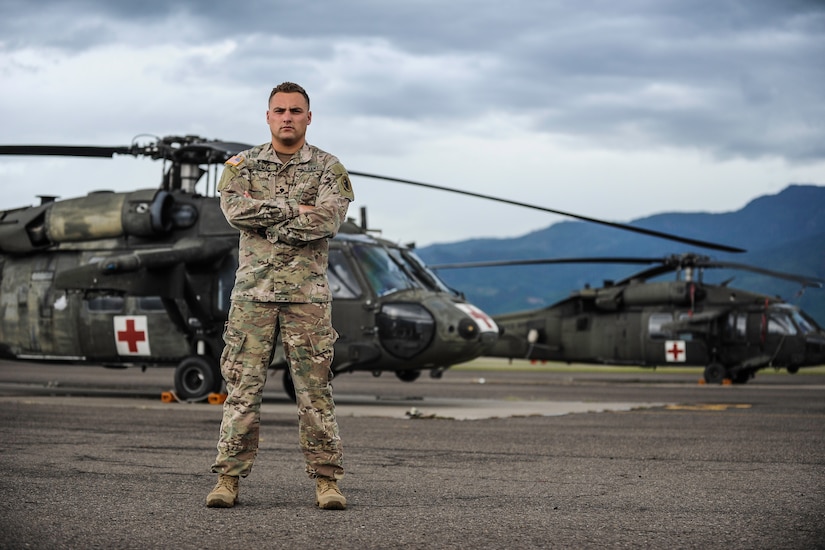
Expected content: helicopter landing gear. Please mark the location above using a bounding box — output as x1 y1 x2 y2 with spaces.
174 355 221 401
703 363 728 384
395 369 422 382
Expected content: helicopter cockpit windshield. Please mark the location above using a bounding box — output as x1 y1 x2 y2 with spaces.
767 310 798 336
351 244 421 298
391 249 456 295
792 309 818 335
772 303 821 335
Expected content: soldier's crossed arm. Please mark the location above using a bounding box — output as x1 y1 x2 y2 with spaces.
274 163 353 245
219 165 299 231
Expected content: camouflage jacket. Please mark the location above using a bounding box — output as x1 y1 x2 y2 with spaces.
218 142 354 303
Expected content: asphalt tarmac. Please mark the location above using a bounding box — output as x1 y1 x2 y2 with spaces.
1 359 823 549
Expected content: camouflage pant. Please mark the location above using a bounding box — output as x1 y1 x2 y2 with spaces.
210 300 343 480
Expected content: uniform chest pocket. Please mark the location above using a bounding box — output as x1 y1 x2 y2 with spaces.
293 168 322 204
250 162 291 198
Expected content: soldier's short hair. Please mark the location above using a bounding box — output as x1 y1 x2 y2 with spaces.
269 82 310 110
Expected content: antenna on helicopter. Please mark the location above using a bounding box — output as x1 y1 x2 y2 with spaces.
360 206 368 232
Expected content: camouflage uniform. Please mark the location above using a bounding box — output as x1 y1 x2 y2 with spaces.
210 141 354 481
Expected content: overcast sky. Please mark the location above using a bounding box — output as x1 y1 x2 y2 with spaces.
1 0 823 247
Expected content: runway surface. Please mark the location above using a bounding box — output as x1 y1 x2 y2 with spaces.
1 360 823 549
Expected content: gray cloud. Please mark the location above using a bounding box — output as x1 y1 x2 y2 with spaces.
1 0 823 245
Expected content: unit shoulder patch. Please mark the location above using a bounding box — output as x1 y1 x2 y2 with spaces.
331 162 354 201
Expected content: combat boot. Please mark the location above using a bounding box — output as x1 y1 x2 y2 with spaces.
316 478 347 510
206 474 239 508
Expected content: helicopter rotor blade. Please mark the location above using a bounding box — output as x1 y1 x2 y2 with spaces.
349 171 746 254
699 260 824 288
0 137 252 166
432 251 824 289
430 257 665 270
0 145 134 158
602 253 825 288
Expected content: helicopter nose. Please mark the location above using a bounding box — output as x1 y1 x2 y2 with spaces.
807 333 825 361
374 296 499 366
458 317 478 339
376 303 436 359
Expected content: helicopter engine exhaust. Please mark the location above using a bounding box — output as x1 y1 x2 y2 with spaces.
0 189 175 253
47 189 174 242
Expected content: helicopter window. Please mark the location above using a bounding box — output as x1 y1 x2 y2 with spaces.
767 313 797 335
328 249 363 299
137 296 166 312
648 313 673 339
85 294 125 312
352 244 419 297
724 313 747 341
791 310 816 334
668 313 696 340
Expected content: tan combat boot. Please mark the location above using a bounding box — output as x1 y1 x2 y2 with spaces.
316 478 347 510
206 474 239 508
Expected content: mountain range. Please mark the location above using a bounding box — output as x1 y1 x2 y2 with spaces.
416 184 825 325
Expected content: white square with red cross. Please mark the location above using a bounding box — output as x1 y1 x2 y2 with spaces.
114 315 152 356
664 340 686 362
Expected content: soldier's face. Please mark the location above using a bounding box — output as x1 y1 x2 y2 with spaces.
266 92 312 149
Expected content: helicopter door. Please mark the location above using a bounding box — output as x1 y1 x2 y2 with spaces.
588 312 640 363
561 313 606 363
3 256 83 359
642 311 705 366
77 293 190 364
326 248 379 369
761 309 804 365
718 312 755 365
78 293 125 361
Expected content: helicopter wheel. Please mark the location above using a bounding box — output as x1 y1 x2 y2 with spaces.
395 369 422 383
703 363 728 385
282 368 297 402
174 355 221 401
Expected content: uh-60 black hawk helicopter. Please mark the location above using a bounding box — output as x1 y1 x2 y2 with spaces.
0 135 501 401
431 246 825 384
368 174 825 384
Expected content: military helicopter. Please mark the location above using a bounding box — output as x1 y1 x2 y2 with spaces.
0 134 780 400
0 135 501 401
431 252 825 384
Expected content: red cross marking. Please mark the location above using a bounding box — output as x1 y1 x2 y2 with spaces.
666 341 684 361
466 305 495 329
117 319 147 353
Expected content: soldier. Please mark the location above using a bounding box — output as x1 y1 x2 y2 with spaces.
206 82 354 510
